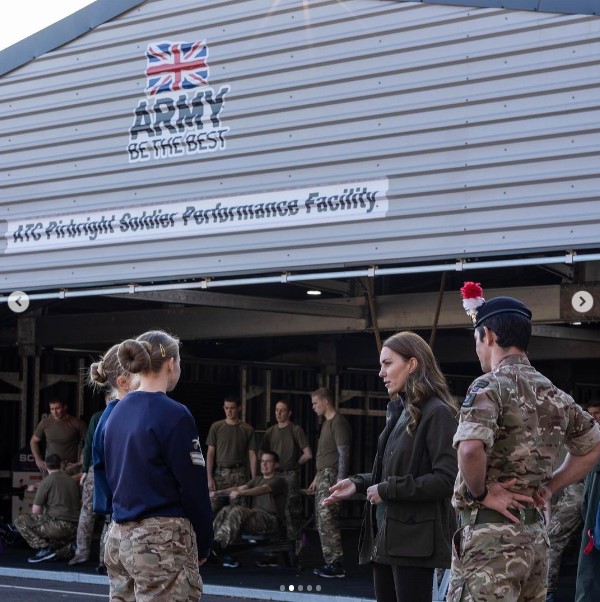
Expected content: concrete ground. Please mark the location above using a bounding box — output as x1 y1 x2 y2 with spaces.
0 527 578 601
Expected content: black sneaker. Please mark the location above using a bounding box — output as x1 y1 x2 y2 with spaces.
313 563 345 578
207 549 220 565
28 546 57 563
256 554 278 568
222 555 239 568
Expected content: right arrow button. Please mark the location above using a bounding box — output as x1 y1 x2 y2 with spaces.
572 291 594 313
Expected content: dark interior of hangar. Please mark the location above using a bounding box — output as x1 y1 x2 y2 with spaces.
1 261 599 520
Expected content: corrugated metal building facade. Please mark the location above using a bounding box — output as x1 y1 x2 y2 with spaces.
2 0 600 292
1 1 599 487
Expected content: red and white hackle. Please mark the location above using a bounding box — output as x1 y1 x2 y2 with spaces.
460 281 485 325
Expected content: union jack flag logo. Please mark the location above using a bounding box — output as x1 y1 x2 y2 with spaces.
145 41 209 95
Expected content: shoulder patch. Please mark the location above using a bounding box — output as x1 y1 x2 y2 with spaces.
462 379 490 408
190 451 205 467
462 392 477 408
190 437 205 466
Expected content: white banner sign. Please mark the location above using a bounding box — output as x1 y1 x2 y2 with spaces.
2 179 389 255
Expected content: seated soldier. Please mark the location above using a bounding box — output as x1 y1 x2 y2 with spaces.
210 450 287 568
14 453 81 563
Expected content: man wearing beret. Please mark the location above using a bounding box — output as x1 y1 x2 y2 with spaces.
447 283 600 602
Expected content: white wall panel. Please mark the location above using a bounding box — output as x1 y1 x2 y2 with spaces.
1 0 600 292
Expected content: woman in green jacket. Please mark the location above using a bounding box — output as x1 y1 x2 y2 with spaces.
324 331 458 602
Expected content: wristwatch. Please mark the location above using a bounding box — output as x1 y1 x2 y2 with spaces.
465 486 488 503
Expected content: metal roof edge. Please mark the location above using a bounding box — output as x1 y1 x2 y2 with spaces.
1 0 598 79
389 0 600 16
0 0 146 78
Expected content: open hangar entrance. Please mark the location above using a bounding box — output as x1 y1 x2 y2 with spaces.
1 257 599 520
2 0 600 500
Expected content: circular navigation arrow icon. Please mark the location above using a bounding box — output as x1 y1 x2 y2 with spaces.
571 291 594 314
7 291 30 314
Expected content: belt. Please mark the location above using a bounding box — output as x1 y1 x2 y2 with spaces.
460 507 542 527
217 463 244 469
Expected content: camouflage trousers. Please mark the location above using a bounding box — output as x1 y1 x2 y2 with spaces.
105 516 202 602
14 513 77 557
73 467 102 560
98 517 110 569
547 481 584 593
315 468 343 565
447 521 549 602
211 465 247 515
213 505 278 549
279 470 303 542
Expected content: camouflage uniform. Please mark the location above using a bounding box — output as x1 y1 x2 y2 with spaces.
98 517 110 569
211 465 248 514
104 516 202 602
448 355 600 602
546 481 584 594
213 505 278 548
213 475 286 549
14 513 77 559
71 466 99 561
280 469 303 542
207 419 256 515
315 467 343 565
260 422 310 547
71 408 104 563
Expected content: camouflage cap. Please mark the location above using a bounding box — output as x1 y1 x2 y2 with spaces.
474 296 532 327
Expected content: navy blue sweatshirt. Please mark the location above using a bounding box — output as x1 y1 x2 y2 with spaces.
104 390 213 557
92 399 119 515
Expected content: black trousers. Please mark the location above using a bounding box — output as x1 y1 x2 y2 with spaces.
372 562 433 602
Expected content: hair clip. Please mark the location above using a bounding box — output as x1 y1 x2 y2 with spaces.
159 344 166 357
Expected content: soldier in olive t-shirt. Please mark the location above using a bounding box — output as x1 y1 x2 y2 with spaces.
14 454 80 562
315 413 351 472
260 400 312 546
34 470 81 523
212 451 287 551
30 400 86 473
309 388 351 578
207 397 257 514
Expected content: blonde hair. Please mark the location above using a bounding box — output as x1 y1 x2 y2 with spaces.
89 344 129 399
118 330 180 374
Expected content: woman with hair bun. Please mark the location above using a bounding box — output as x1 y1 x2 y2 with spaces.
103 330 212 602
89 343 138 573
69 344 136 568
324 331 458 602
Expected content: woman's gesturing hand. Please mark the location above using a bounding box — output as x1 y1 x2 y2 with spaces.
322 478 356 506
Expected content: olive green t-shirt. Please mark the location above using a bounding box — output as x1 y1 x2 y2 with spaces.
206 420 256 466
34 470 81 522
34 415 87 464
260 423 310 471
246 475 287 518
316 412 351 471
